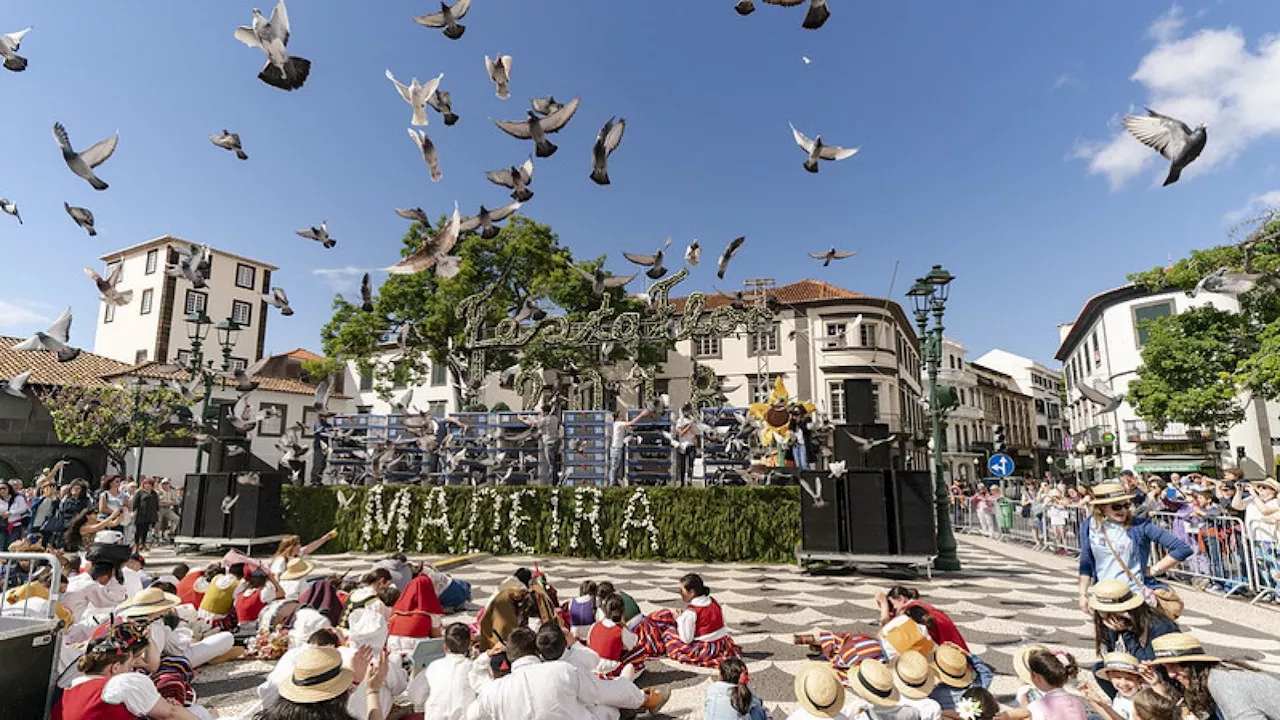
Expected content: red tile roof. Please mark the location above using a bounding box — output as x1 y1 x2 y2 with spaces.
96 358 338 397
669 279 867 312
0 336 133 388
284 348 324 362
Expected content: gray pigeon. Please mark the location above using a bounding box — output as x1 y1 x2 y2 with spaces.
12 307 79 362
485 55 513 100
494 97 580 158
790 123 857 173
165 243 210 287
762 0 830 29
53 122 118 191
297 221 336 248
572 265 636 297
0 198 20 224
1122 109 1207 187
590 117 626 186
407 128 442 182
234 0 310 91
84 265 133 306
623 238 672 280
413 0 471 39
717 236 745 279
512 295 546 323
1192 268 1270 297
734 1 755 15
426 89 459 126
809 248 856 267
1076 378 1122 415
394 207 432 228
64 202 96 236
360 272 375 312
458 202 522 239
210 130 248 160
386 69 443 126
685 240 701 266
264 286 293 316
0 27 31 72
486 157 535 201
2 369 31 398
386 203 461 275
530 96 564 117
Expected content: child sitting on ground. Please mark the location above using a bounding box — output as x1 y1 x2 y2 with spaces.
564 580 598 641
407 623 476 720
588 593 641 677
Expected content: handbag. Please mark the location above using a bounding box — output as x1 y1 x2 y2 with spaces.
1097 520 1184 620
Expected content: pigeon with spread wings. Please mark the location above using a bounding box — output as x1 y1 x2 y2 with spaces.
623 237 672 280
386 69 443 126
84 265 133 306
407 128 442 182
413 0 471 39
590 117 626 186
1076 378 1123 415
809 248 855 267
717 236 745 279
233 0 310 91
530 97 565 117
11 308 79 362
790 123 857 173
0 27 31 72
763 0 830 29
486 157 535 202
573 265 637 297
458 202 521 240
1122 109 1207 187
426 89 459 126
493 96 580 158
264 287 293 316
210 130 248 160
485 55 513 100
3 370 31 399
394 207 431 228
386 203 462 276
685 240 701 266
53 122 118 191
297 221 336 249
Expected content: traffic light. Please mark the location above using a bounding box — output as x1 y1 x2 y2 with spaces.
993 424 1006 453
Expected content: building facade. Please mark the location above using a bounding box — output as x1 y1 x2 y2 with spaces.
938 338 985 485
974 348 1067 478
967 362 1038 478
93 236 277 369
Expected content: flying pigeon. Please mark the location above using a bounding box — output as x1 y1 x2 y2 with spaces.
734 0 755 15
486 157 535 201
512 295 546 323
717 236 745 279
790 123 857 173
0 27 31 72
3 369 31 398
64 202 96 236
0 198 20 224
407 128 442 182
685 240 701 266
386 69 443 126
210 130 248 160
802 56 812 64
426 89 459 126
413 0 471 39
809 248 856 267
264 286 293 316
313 375 332 412
1122 109 1207 187
530 97 565 116
84 265 133 306
12 307 78 362
297 221 336 248
233 366 261 393
623 237 672 280
52 122 118 191
394 207 432 228
573 265 637 296
165 243 210 287
387 202 461 275
391 388 415 414
1192 268 1268 297
458 202 521 239
763 0 831 29
590 117 626 186
360 272 375 312
1076 378 1122 415
841 429 894 451
234 0 311 91
493 96 580 158
485 54 513 100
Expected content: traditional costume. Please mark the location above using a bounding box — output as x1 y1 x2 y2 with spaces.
587 617 641 675
626 594 739 668
387 575 445 654
196 574 239 633
812 631 887 683
564 593 597 641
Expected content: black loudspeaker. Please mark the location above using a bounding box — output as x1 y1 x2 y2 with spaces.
230 473 285 538
200 474 232 538
799 471 846 552
893 470 938 555
834 423 892 469
178 474 204 537
844 470 893 554
843 379 875 425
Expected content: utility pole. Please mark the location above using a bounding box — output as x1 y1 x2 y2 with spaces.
743 278 775 402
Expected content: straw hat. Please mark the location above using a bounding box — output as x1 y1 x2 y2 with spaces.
1089 579 1144 613
278 646 354 704
793 662 846 719
1089 482 1134 505
849 659 901 708
280 557 316 581
930 642 974 688
1095 652 1141 681
116 587 180 618
891 650 937 700
1251 478 1280 495
1147 633 1221 666
1013 644 1048 685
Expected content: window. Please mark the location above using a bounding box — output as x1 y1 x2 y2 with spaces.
227 357 248 371
258 403 287 436
747 323 780 356
134 349 148 364
359 367 374 391
231 300 252 326
693 335 720 358
145 249 158 275
103 303 115 323
140 288 154 315
428 400 447 415
356 405 372 414
961 425 969 448
184 290 207 315
859 322 878 348
1034 399 1045 414
1037 425 1049 441
431 362 447 386
235 263 256 290
828 382 845 422
175 349 192 366
105 261 121 281
1132 301 1173 348
824 323 847 348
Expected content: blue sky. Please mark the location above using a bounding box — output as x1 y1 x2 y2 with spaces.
3 1 1279 369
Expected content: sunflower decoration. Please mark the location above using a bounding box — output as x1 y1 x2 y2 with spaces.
747 377 815 464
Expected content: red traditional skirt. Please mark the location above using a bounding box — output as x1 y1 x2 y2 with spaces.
817 631 885 683
620 609 740 668
152 656 197 707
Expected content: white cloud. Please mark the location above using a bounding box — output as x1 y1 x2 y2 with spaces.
0 300 51 329
1223 189 1280 224
311 266 373 293
1076 6 1280 189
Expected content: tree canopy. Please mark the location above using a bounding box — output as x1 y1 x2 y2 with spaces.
39 383 189 473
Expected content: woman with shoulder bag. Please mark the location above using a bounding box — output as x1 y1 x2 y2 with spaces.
1077 483 1192 619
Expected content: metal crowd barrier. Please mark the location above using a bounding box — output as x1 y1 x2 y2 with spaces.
1147 511 1259 599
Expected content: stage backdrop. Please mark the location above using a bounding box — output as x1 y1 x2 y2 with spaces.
282 486 802 563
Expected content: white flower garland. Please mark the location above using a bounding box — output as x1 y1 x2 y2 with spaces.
415 487 454 552
393 488 412 552
361 485 415 551
507 489 535 554
569 486 604 552
549 489 561 550
617 488 661 553
463 487 493 553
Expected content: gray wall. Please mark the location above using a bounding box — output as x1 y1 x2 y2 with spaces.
0 393 105 484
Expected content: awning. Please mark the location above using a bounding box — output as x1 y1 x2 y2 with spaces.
1133 459 1214 472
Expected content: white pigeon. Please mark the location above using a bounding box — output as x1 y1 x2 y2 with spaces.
386 69 443 126
789 122 858 173
84 265 133 306
0 27 31 72
3 369 31 398
53 122 118 191
685 240 701 266
801 55 812 64
407 128 442 182
0 198 20 224
485 54 513 99
234 0 311 91
12 307 79 362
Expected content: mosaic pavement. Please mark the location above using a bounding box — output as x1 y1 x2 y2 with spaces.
145 538 1280 719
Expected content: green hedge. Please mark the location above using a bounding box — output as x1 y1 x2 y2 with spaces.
282 486 802 563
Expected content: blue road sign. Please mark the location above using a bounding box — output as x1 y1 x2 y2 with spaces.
988 453 1015 478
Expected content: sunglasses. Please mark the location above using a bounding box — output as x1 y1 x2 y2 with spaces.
1107 502 1132 511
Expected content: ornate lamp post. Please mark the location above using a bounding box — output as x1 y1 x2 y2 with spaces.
214 318 242 372
907 265 961 571
183 312 241 473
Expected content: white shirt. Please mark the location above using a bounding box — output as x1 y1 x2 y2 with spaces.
1 493 29 523
788 711 851 720
1112 695 1135 720
466 655 601 720
269 556 289 577
1246 497 1280 542
901 696 941 720
63 573 127 621
408 653 477 720
69 672 162 716
610 421 630 450
676 595 727 644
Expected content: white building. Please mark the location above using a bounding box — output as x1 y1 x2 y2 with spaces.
1056 284 1278 481
93 236 278 369
974 348 1066 476
343 348 523 418
939 338 985 484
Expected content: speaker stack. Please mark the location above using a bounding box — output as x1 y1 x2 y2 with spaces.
178 472 285 540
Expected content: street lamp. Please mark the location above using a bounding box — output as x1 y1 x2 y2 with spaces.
182 312 240 473
214 318 242 371
906 266 961 572
129 375 151 481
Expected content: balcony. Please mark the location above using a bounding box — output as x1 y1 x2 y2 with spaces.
1123 420 1214 443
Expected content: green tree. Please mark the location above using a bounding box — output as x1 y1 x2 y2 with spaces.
321 215 668 408
38 383 190 473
